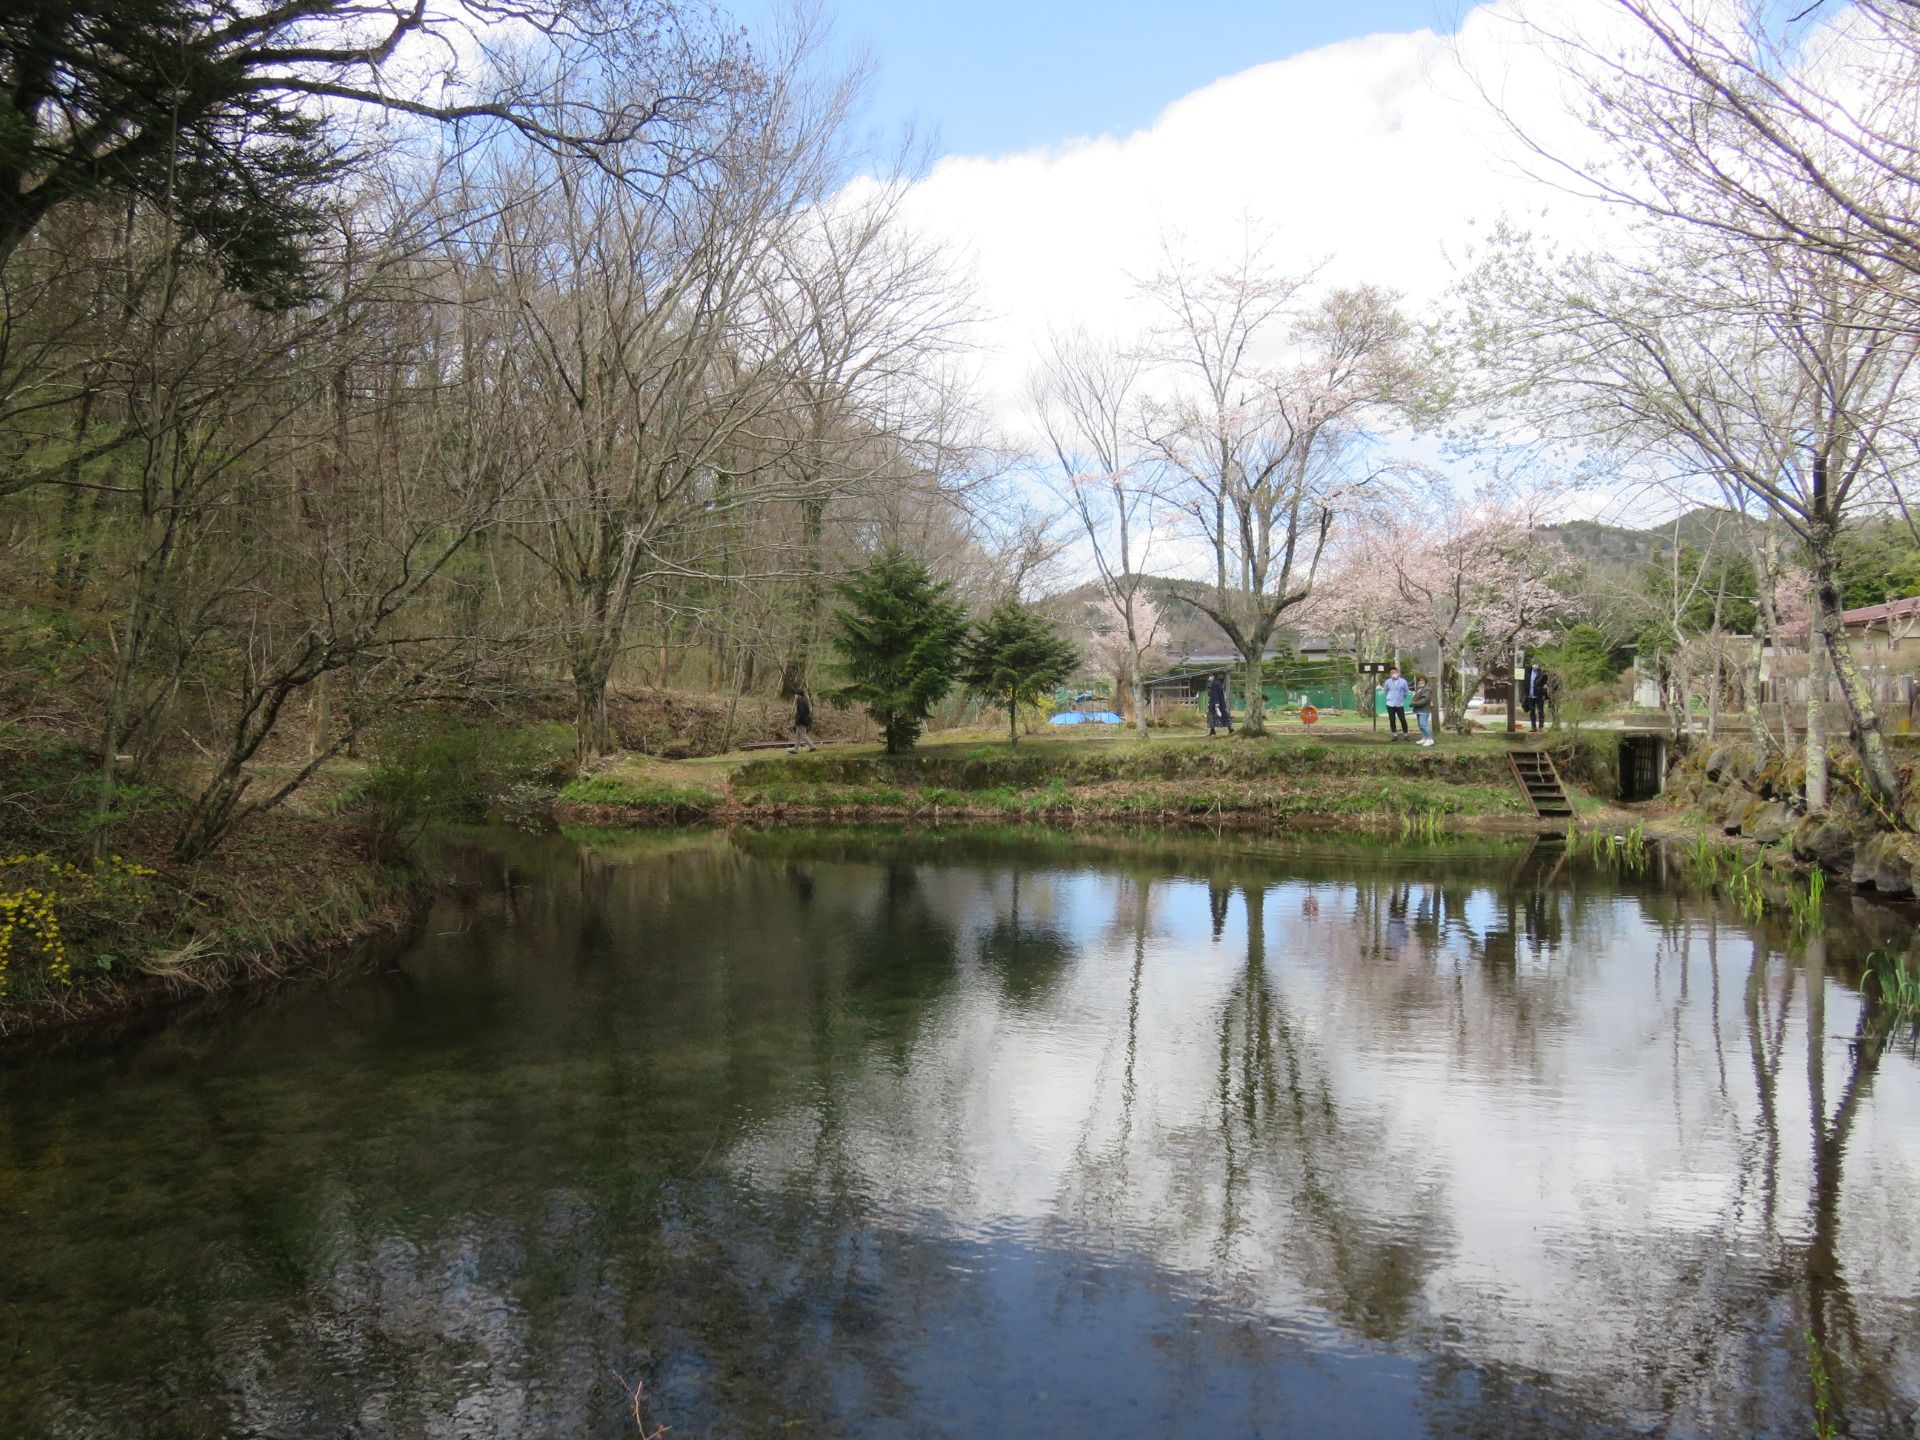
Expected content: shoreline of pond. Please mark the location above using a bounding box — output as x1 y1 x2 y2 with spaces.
12 728 1919 1050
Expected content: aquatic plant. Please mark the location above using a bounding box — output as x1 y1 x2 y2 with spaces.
1808 1332 1835 1440
1863 948 1920 1024
1725 858 1767 923
1584 821 1647 873
1683 830 1727 883
1396 807 1444 842
1786 869 1826 931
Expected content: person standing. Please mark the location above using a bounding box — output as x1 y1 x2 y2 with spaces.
1383 665 1410 740
1410 674 1434 747
791 688 819 751
1524 663 1547 731
1206 672 1232 736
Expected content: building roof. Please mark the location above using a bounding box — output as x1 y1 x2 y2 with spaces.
1777 594 1920 637
1841 595 1920 626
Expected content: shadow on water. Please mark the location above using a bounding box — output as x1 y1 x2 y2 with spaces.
1 824 1917 1438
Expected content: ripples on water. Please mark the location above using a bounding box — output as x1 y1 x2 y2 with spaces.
2 826 1918 1438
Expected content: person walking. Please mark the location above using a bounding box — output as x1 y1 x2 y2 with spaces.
1410 674 1435 747
1383 665 1410 740
1524 663 1548 731
790 688 819 751
1206 672 1232 736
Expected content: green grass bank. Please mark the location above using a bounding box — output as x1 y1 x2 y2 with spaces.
552 729 1623 833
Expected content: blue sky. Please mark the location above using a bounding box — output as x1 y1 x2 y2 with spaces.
755 1 1466 157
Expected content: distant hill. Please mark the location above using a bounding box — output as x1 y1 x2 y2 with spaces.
1044 509 1758 673
1543 508 1753 572
1042 573 1234 662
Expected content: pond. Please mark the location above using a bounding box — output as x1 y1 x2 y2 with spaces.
3 826 1918 1439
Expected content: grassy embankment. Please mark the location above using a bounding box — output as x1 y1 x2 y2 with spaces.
554 720 1621 833
0 728 423 1041
0 637 581 1039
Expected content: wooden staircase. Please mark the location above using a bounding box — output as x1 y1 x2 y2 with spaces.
1509 749 1573 819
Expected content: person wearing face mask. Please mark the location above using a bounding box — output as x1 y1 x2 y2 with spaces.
1382 665 1410 740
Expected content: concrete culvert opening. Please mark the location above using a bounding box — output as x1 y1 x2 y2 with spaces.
1618 735 1666 802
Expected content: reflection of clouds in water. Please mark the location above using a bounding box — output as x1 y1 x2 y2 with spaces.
730 864 1920 1429
9 834 1920 1439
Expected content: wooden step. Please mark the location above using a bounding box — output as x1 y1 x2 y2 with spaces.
1508 750 1572 819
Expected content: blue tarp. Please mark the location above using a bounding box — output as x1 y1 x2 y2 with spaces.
1049 710 1124 725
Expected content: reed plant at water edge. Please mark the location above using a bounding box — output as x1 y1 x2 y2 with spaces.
1397 807 1444 842
1786 869 1825 931
1684 830 1726 883
1585 821 1647 873
1863 948 1920 1025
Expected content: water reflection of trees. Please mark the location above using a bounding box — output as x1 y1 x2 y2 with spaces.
1205 879 1451 1342
1 829 1916 1438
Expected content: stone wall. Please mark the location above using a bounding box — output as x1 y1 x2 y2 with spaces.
1664 743 1920 897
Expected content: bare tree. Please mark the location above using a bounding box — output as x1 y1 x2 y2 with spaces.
1458 220 1920 805
0 0 750 284
490 33 851 766
1478 0 1920 296
762 157 979 692
1030 327 1160 735
1141 238 1416 735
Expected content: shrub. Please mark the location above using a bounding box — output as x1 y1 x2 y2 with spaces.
350 714 574 858
0 852 157 999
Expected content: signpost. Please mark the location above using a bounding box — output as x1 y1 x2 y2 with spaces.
1358 661 1392 733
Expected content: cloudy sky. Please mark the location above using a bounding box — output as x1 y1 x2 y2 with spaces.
735 0 1609 462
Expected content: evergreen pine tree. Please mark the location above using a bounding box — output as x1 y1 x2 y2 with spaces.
960 602 1079 747
829 549 969 754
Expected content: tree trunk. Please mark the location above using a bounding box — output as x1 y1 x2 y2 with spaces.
1506 644 1518 733
574 671 613 770
1241 653 1265 736
1812 537 1901 808
782 493 828 695
52 388 99 602
173 764 253 864
1743 649 1773 771
308 671 332 762
1008 697 1019 747
1806 589 1828 814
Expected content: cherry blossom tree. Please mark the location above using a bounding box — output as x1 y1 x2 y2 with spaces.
1296 533 1403 671
1384 498 1577 731
1081 594 1165 724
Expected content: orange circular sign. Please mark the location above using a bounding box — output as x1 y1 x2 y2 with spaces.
1300 705 1319 725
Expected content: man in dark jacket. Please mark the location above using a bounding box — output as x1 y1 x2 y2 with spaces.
1524 664 1548 731
791 689 819 751
1206 673 1232 736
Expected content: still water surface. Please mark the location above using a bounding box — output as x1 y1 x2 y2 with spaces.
4 827 1919 1439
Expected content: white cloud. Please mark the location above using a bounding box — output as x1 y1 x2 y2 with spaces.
888 1 1612 449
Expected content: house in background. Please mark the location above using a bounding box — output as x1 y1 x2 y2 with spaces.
1767 595 1920 675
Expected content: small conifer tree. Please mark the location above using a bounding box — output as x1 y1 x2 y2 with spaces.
829 549 969 754
960 602 1079 747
